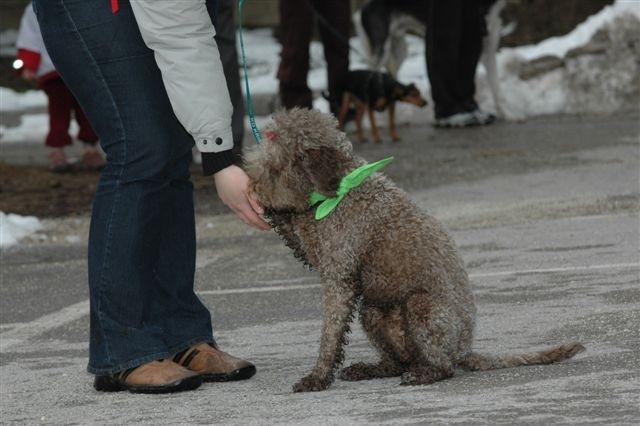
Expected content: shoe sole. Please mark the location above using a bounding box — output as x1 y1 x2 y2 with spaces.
434 111 498 129
49 164 74 173
434 119 482 128
201 365 256 382
94 374 202 394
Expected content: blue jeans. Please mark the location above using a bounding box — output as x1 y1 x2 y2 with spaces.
33 0 217 375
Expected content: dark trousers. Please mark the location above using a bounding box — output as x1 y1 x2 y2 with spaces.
215 0 244 154
425 0 486 118
277 0 350 109
34 0 215 375
41 77 97 147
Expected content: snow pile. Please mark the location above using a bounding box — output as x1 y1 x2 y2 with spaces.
0 211 43 248
0 87 47 111
506 0 640 61
0 87 49 144
1 113 81 144
481 0 640 117
238 28 281 96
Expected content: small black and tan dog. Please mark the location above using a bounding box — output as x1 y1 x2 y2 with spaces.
354 0 512 120
337 70 427 144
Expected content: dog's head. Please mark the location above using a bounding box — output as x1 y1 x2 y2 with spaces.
244 108 357 212
395 83 427 107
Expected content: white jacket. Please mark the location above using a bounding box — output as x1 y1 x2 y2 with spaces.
16 3 56 80
130 0 233 154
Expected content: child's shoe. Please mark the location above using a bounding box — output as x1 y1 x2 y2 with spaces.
82 147 105 171
48 149 72 173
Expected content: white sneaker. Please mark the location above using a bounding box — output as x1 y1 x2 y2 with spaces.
473 109 497 125
434 110 496 128
434 112 480 128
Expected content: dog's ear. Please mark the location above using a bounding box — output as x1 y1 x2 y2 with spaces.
301 146 350 197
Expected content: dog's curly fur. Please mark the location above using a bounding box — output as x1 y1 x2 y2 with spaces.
244 108 585 392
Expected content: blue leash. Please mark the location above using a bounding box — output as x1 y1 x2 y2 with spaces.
238 0 263 144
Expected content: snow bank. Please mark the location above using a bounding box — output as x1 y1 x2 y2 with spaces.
508 0 640 62
487 2 640 118
0 212 43 248
0 87 46 112
0 113 80 144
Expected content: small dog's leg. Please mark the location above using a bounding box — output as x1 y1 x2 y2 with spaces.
337 92 351 130
388 102 401 142
354 101 367 143
293 283 357 392
367 107 382 144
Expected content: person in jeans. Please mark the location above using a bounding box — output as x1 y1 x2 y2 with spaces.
16 2 102 172
33 0 270 394
277 0 350 112
425 0 496 128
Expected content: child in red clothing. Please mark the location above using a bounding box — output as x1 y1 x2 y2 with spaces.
16 2 104 172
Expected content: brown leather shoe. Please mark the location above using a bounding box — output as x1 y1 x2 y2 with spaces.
174 343 256 382
94 358 202 393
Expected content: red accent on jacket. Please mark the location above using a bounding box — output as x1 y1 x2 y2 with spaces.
17 48 40 72
111 0 119 14
16 48 60 85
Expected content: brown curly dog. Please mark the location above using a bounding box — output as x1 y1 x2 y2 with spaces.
244 108 585 392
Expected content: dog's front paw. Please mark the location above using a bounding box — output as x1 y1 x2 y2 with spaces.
292 374 331 392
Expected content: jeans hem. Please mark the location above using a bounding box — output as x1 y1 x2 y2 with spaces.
86 335 216 376
87 350 170 376
166 335 216 358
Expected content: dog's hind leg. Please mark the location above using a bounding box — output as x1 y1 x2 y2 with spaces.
337 92 351 130
354 101 367 143
340 305 407 381
293 283 357 392
367 106 382 144
388 101 401 142
401 292 456 386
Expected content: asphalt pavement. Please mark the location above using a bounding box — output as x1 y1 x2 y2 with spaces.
1 111 639 425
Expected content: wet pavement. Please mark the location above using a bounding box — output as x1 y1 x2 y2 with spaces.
1 111 639 425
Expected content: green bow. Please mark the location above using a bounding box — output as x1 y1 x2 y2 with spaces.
309 156 394 220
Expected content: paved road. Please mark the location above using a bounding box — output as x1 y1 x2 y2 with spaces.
1 112 639 425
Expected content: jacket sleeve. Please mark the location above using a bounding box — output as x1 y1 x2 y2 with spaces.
130 0 235 163
16 4 44 71
16 48 41 72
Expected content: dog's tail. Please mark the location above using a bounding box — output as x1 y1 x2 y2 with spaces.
458 342 585 371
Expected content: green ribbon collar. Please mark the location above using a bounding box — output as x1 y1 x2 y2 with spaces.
309 156 394 220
